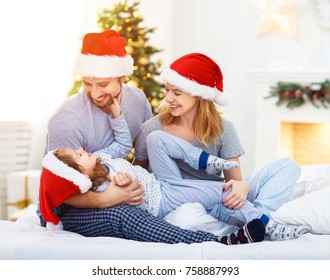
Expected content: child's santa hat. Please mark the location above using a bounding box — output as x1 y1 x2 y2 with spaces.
160 53 229 106
39 151 92 230
74 29 134 78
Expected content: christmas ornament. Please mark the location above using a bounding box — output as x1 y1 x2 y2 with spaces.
265 79 330 109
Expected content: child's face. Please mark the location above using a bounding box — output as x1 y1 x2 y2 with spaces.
61 147 98 177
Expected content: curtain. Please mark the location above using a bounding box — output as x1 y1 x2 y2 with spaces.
0 0 115 168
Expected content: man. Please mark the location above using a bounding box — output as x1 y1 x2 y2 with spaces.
45 30 152 208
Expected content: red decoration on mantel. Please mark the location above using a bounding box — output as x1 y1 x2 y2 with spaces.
265 79 330 109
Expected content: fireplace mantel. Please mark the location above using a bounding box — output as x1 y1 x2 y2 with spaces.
247 68 330 83
246 68 330 168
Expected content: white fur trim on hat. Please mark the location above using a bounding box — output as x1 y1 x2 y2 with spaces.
160 68 229 106
214 90 230 106
42 151 92 193
74 54 134 78
46 221 63 231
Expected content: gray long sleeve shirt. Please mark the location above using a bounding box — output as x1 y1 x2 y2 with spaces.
45 84 152 158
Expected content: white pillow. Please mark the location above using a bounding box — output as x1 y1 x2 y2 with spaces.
271 187 330 234
292 164 330 199
164 203 238 236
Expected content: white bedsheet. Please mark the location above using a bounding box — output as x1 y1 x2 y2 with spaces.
0 206 329 260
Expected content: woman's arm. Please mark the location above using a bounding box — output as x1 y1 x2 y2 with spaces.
132 158 149 169
222 157 250 210
64 179 144 208
223 158 242 182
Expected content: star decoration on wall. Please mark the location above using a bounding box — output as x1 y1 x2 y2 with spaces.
249 0 298 36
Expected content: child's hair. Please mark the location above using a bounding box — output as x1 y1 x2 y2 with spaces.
158 98 223 146
53 149 110 190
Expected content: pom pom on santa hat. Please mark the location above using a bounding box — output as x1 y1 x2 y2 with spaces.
39 151 92 230
74 29 134 78
160 53 229 106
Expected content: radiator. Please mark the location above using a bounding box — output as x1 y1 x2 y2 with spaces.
0 122 31 220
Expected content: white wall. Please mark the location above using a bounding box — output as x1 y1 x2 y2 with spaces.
0 0 329 174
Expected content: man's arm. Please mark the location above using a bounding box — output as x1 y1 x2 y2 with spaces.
64 179 144 208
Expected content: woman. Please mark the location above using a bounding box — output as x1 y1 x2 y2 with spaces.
134 53 301 225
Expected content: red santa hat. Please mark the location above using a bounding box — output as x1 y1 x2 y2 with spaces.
74 29 134 78
160 53 229 106
39 151 92 230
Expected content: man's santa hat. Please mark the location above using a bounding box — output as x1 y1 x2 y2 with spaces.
39 151 92 230
160 53 229 106
74 29 134 78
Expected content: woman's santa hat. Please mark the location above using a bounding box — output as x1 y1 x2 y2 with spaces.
74 29 134 78
160 53 229 106
39 151 92 230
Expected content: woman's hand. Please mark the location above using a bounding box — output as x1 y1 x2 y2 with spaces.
222 180 250 209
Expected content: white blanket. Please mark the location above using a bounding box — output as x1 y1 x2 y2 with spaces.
0 212 329 260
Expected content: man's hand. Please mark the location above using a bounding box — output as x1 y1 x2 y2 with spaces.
64 178 144 208
100 178 144 207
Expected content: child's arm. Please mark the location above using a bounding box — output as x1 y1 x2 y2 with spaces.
95 97 133 159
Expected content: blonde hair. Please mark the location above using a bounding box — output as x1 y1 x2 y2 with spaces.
53 149 110 191
158 98 223 147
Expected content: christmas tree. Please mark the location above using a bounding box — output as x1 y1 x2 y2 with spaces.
67 0 164 115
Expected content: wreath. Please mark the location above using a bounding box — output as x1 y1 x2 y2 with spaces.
265 79 330 109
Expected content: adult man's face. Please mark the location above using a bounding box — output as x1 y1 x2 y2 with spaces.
83 77 124 109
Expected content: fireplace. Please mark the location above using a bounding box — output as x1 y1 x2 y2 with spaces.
247 69 330 168
280 121 330 165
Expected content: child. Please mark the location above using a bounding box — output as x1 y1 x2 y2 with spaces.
41 130 311 242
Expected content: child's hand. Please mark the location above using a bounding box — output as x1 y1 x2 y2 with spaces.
108 96 122 118
112 172 133 186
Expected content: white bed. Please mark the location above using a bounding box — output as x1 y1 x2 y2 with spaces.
0 164 330 260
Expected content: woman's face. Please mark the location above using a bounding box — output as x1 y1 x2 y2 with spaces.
83 77 124 109
60 147 98 177
164 83 199 117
